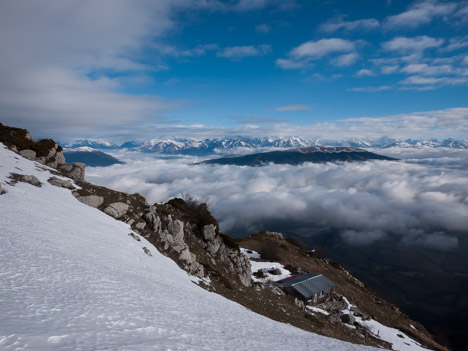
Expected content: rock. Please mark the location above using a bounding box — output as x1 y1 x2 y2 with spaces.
128 233 140 241
20 149 36 161
9 173 42 187
179 247 196 264
103 202 129 218
269 267 282 275
58 162 85 181
134 221 146 230
341 313 355 324
266 231 284 240
73 194 104 208
143 209 161 232
329 315 341 324
47 176 74 190
294 298 305 309
142 247 152 256
351 306 364 317
167 219 185 252
202 225 217 241
24 132 33 141
0 183 3 195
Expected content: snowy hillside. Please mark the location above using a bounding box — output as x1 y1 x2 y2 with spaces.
0 144 379 351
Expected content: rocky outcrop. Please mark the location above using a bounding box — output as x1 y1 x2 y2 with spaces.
48 176 74 190
58 162 85 181
0 123 80 181
8 173 42 187
141 205 251 284
19 149 36 161
73 194 104 208
103 202 129 218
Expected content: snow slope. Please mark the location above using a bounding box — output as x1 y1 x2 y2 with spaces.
0 144 379 351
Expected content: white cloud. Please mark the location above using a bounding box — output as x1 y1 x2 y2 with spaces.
275 58 307 69
152 43 218 57
399 75 468 87
273 104 312 112
255 24 271 34
331 53 359 67
276 38 356 70
443 36 468 52
347 85 391 92
382 36 444 53
87 148 468 250
401 63 454 75
384 0 457 30
216 45 272 59
381 65 400 74
319 17 379 33
113 107 468 142
290 39 355 59
354 69 375 77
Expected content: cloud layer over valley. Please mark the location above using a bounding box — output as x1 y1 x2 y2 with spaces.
87 148 468 251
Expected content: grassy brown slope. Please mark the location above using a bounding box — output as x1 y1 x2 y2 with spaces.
236 232 448 351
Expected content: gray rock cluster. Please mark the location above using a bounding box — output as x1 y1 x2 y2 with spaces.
47 176 74 190
8 173 42 187
103 202 129 218
57 162 85 181
73 194 104 208
142 207 251 285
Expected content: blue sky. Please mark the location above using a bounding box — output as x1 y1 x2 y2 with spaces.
0 0 467 141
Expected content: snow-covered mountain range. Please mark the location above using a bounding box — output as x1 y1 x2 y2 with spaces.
62 136 468 155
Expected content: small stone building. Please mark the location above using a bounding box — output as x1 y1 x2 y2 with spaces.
275 273 335 305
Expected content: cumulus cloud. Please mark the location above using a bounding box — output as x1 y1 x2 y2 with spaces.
255 24 271 34
384 0 457 30
382 36 444 53
276 38 357 70
273 104 312 112
319 17 379 33
331 53 359 67
216 45 272 59
87 148 468 251
108 107 468 141
354 69 375 77
347 85 391 92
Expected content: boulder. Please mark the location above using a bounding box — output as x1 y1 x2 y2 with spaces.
294 298 305 309
19 149 36 161
103 202 129 218
202 225 217 241
58 162 85 181
340 313 355 325
143 209 161 232
47 176 74 190
128 233 140 241
269 267 283 275
74 194 104 208
9 173 42 187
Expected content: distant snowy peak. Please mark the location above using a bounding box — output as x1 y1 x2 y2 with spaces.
62 139 119 150
62 136 468 154
138 136 468 155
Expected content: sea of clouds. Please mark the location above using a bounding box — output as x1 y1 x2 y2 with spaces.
86 148 468 251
